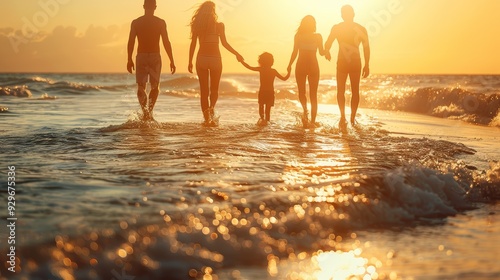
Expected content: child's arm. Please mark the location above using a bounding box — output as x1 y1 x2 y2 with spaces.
275 69 291 81
240 61 260 72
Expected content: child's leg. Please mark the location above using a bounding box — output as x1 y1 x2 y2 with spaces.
265 105 272 122
259 104 265 119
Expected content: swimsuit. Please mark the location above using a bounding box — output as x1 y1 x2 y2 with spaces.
296 35 320 77
196 56 222 73
196 26 222 73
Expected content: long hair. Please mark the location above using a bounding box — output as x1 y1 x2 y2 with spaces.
190 1 218 38
296 15 316 35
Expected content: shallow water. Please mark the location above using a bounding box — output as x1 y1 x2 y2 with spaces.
0 73 499 279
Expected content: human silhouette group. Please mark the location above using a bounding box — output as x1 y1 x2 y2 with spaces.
127 0 370 127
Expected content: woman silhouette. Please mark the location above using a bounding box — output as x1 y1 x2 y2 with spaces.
188 1 243 125
287 15 326 127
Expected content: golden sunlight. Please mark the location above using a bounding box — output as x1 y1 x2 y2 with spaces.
314 250 376 280
280 249 385 280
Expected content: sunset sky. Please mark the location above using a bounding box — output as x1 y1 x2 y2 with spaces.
1 0 499 74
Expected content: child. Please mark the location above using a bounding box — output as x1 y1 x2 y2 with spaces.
240 52 291 125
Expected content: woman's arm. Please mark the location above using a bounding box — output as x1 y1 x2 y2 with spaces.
275 69 291 81
188 33 197 74
219 22 244 62
324 26 337 61
287 34 299 72
316 34 326 57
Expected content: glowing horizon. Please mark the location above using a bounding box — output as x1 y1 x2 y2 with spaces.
1 0 499 74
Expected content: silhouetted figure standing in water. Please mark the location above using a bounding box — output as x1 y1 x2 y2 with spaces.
287 15 326 128
189 1 243 126
325 5 370 126
127 0 176 121
240 52 291 125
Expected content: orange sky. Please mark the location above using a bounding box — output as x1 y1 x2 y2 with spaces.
1 0 499 74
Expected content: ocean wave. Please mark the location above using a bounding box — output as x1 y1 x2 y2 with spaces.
0 75 131 96
362 87 500 127
160 85 500 127
468 161 500 201
159 76 199 90
0 76 55 87
2 74 498 127
2 162 490 279
0 86 33 97
2 115 498 279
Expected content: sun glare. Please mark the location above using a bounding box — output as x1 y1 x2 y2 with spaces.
279 249 384 280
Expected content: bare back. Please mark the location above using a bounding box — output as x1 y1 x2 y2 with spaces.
332 22 368 64
296 33 322 60
258 68 279 92
196 22 222 58
133 15 166 53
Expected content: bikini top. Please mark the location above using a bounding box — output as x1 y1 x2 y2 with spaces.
199 23 220 44
297 34 318 52
298 42 317 51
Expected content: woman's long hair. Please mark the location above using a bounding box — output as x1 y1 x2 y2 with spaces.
190 1 218 38
296 15 316 35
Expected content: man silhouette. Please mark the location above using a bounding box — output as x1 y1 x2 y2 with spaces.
127 0 176 121
325 5 370 126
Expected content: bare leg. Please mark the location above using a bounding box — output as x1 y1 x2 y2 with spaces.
336 70 348 122
295 71 308 114
265 105 272 122
137 83 148 119
209 65 222 112
196 67 210 121
349 70 361 124
295 68 308 126
259 104 265 119
148 82 160 119
308 73 319 124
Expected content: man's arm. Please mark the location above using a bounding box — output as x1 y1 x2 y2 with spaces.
161 21 176 74
219 23 244 62
361 26 370 78
127 21 137 73
324 26 337 61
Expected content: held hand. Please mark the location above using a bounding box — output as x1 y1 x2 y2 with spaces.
284 69 291 80
325 52 332 61
362 66 370 78
170 63 176 74
188 63 193 74
236 54 244 63
127 61 135 74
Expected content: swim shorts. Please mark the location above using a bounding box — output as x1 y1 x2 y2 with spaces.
337 60 361 77
136 53 162 85
258 90 275 106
